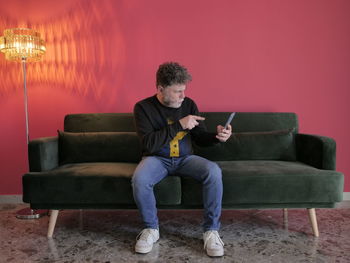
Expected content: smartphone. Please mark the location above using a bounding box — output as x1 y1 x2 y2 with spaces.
224 112 236 129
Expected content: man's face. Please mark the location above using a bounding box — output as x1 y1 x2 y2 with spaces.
158 84 186 108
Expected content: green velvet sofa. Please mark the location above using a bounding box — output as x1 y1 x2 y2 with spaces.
22 112 344 238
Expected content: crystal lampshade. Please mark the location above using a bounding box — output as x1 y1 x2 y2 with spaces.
0 28 46 62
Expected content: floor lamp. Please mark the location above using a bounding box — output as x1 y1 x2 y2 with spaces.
0 28 47 219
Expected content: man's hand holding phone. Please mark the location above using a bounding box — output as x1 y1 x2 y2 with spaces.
216 112 235 142
216 124 232 142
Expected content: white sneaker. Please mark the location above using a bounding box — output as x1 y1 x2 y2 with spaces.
203 230 224 257
135 228 159 254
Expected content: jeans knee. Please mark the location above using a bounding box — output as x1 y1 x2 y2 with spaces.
131 173 149 191
206 162 222 182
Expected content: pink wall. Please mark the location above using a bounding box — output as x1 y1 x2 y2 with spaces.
0 0 349 194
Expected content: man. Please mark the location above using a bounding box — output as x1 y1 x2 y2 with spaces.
132 62 232 257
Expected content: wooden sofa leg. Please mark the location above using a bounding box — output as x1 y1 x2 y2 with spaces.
283 209 288 221
283 209 288 229
307 208 319 237
47 210 59 238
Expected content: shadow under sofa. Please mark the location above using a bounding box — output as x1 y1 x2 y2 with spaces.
22 112 344 238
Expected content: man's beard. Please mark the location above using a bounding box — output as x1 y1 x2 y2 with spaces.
163 97 182 108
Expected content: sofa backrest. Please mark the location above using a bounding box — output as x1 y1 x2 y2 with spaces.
60 112 298 164
64 113 135 132
64 112 298 133
202 112 298 133
199 113 298 161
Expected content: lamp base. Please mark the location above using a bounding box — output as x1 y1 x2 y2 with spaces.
16 208 48 219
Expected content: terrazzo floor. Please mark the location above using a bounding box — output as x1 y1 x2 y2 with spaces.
1 203 350 263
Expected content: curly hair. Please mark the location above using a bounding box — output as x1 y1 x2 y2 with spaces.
156 62 192 87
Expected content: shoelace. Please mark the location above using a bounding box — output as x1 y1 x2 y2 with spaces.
204 231 224 249
136 229 156 242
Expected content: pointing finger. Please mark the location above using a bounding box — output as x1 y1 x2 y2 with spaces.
193 116 205 121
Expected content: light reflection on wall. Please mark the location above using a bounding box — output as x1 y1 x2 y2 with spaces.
0 0 126 102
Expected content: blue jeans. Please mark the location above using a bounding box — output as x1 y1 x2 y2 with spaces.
131 155 223 232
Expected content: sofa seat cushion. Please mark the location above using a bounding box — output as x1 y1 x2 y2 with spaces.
23 162 181 206
182 160 343 206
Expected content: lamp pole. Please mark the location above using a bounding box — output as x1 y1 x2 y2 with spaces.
22 57 29 145
16 56 48 219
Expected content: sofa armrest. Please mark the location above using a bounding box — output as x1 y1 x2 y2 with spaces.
295 133 336 170
28 136 59 172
